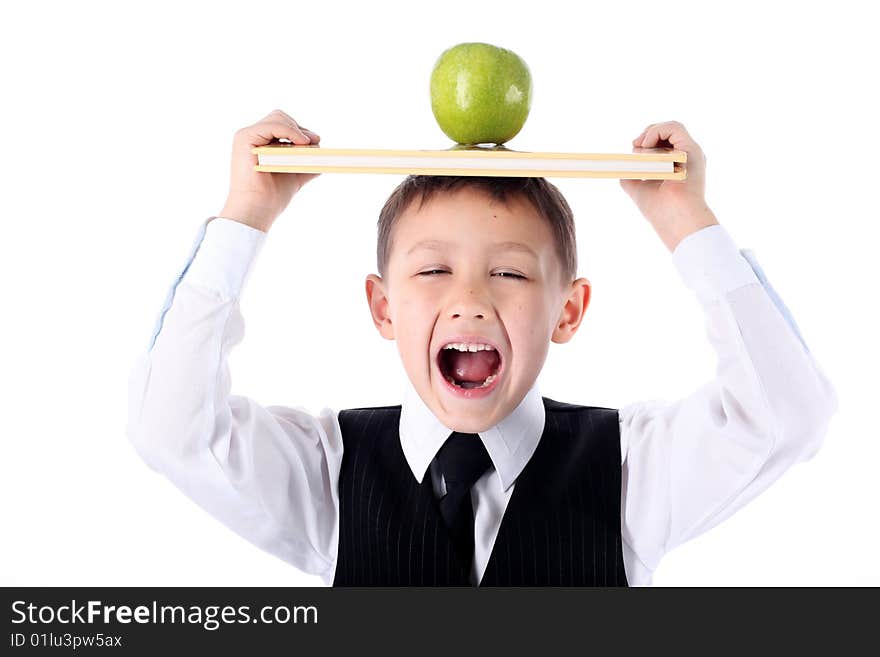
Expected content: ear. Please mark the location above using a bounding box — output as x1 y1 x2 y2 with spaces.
551 277 591 344
365 274 395 340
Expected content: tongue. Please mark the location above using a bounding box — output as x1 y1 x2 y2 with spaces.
448 350 500 383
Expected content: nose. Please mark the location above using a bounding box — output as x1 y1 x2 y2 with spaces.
447 279 492 320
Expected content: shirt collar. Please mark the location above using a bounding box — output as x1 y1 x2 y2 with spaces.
398 377 545 492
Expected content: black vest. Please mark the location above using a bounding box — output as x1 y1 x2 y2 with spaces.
332 397 628 587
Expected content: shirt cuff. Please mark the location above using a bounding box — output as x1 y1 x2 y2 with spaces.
671 224 759 304
182 216 268 300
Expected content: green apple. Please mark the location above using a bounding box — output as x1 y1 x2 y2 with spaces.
430 42 532 145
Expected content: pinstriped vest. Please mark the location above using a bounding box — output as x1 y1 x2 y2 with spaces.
332 397 629 587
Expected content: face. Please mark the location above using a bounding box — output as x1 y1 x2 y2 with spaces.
365 186 591 433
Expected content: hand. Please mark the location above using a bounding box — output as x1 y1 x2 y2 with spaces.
219 109 321 232
619 120 719 252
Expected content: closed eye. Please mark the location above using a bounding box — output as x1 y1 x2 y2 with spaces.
417 269 526 280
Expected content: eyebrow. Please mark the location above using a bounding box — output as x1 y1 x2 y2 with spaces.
405 239 538 258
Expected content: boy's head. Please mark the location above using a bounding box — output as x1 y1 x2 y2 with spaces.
365 176 591 434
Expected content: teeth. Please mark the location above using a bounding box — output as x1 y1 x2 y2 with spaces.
442 342 495 352
443 373 499 389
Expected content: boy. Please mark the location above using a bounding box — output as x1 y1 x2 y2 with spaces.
127 109 838 586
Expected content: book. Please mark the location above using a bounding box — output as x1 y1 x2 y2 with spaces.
251 143 687 180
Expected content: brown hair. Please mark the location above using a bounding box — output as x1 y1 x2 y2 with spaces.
376 175 578 287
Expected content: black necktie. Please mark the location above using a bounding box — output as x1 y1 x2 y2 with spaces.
435 431 493 574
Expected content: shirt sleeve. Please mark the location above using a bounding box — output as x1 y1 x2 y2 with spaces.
618 224 839 573
126 216 343 584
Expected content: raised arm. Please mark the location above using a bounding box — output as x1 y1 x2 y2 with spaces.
616 121 837 575
126 111 342 582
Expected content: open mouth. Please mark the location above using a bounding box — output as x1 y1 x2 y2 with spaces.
436 341 503 390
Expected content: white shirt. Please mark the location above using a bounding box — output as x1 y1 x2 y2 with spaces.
126 217 839 586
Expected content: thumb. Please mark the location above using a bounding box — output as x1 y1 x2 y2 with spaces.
298 172 321 186
620 128 651 196
619 177 639 197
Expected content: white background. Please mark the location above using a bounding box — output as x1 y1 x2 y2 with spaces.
1 0 876 586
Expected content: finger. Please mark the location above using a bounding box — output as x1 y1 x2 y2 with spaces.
641 121 687 147
299 127 321 143
640 121 696 151
266 110 321 143
269 109 317 136
262 109 310 135
632 126 650 146
240 120 311 146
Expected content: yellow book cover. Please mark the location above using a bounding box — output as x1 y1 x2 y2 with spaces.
251 143 687 180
